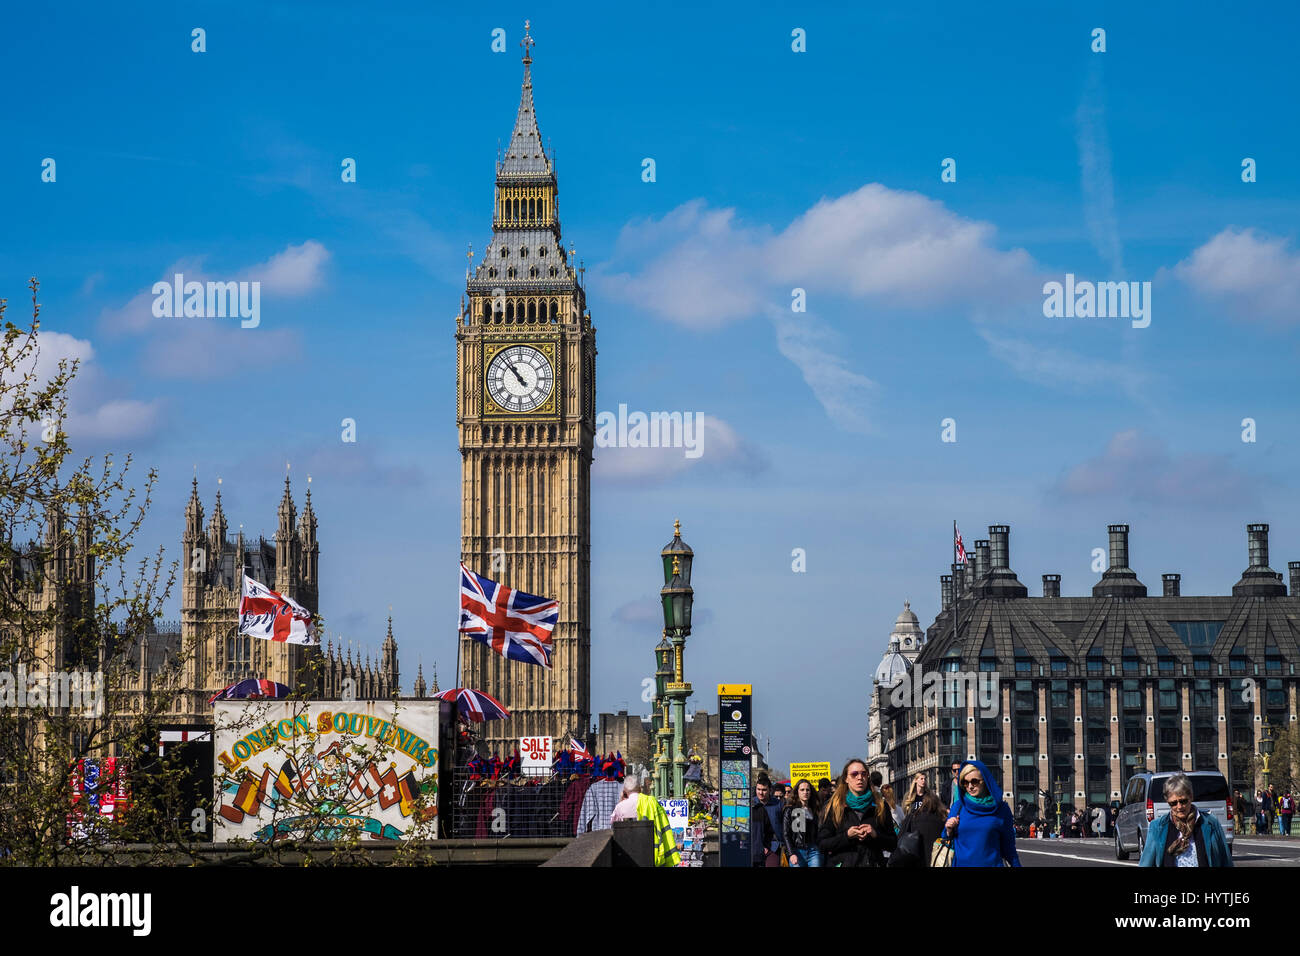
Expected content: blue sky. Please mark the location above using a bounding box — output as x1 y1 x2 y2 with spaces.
3 2 1299 769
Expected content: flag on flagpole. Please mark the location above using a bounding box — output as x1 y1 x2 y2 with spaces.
459 563 557 669
570 737 591 762
954 525 968 565
239 574 317 645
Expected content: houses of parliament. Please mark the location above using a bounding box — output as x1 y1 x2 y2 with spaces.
18 476 431 738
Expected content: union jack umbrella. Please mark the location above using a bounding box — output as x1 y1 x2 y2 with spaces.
569 737 592 762
433 687 510 723
459 563 557 669
208 678 291 704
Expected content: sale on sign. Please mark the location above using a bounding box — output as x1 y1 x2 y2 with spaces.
520 736 553 771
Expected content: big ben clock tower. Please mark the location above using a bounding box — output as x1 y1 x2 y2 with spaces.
457 22 595 755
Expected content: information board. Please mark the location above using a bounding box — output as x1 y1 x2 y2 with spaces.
717 683 752 867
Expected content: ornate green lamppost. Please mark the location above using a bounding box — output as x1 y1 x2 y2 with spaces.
653 634 674 798
660 520 694 798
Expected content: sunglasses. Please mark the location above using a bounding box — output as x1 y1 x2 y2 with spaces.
847 771 869 779
963 778 983 787
1167 797 1190 807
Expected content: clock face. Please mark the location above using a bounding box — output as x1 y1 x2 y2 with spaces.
486 345 554 413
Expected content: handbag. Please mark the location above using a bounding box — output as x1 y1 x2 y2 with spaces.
931 836 954 868
889 830 923 867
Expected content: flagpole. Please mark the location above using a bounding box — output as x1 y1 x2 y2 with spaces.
952 520 958 651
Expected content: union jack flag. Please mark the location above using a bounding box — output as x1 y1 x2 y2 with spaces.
239 574 317 645
570 737 591 762
459 563 557 669
955 524 968 564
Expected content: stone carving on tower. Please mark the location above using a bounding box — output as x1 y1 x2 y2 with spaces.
457 21 595 754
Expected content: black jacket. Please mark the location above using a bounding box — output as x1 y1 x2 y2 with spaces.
896 801 946 867
817 802 897 867
751 801 777 865
782 805 818 857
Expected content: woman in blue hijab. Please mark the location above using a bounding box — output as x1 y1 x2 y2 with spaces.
944 760 1021 867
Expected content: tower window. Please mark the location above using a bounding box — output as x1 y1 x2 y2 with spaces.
529 266 539 278
539 246 547 257
500 247 507 258
519 246 528 258
548 266 557 277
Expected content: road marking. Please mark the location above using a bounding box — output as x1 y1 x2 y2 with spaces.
1016 847 1136 865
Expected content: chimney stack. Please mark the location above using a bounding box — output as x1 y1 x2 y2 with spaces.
1042 574 1061 598
941 574 953 610
1092 523 1147 599
952 563 966 595
1232 523 1286 597
1162 573 1181 598
1108 524 1130 571
1290 561 1300 598
974 540 990 583
982 525 1028 599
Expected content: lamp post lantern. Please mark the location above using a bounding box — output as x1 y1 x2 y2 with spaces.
1260 718 1275 791
660 520 694 798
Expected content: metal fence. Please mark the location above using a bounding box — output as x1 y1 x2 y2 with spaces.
451 768 628 839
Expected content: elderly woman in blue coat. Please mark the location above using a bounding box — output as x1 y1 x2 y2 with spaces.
1139 773 1232 867
943 760 1022 867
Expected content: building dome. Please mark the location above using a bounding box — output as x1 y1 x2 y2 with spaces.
874 636 909 686
890 599 925 653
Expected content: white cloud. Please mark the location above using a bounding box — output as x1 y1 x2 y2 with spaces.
594 185 1038 332
979 328 1150 401
1053 429 1258 506
240 240 330 294
1075 66 1124 273
3 330 163 442
593 414 767 485
99 241 330 338
772 311 877 434
1173 227 1300 324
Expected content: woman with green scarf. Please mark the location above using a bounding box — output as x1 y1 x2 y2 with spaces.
944 760 1022 867
817 758 897 867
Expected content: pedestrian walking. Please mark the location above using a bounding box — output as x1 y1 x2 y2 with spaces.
751 775 781 867
816 758 897 867
943 760 1021 867
947 760 962 809
1139 773 1232 867
881 783 904 830
1256 790 1269 834
1279 791 1294 836
611 776 642 822
1266 786 1278 835
817 777 834 808
783 778 822 867
1233 790 1250 835
1091 804 1105 838
890 771 945 868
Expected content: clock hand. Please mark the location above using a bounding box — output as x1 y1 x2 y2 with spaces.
510 365 528 387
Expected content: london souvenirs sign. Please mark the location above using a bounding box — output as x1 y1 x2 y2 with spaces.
213 700 438 843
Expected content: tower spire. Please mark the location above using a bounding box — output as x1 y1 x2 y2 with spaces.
500 20 550 177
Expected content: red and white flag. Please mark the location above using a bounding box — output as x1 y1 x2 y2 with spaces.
239 574 317 645
955 525 968 564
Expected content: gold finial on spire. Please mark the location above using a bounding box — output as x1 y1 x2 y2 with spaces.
672 556 681 575
674 519 681 537
521 19 534 63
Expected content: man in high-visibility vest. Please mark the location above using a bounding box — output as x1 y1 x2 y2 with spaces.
637 792 681 867
613 775 680 866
